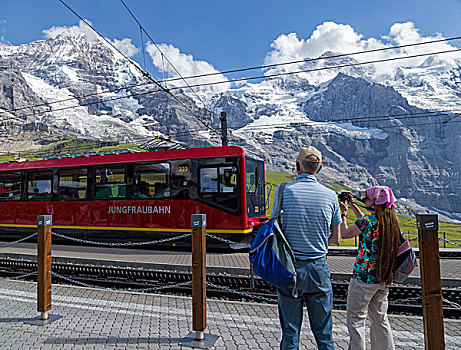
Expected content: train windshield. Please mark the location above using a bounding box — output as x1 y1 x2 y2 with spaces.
245 157 265 218
198 163 239 213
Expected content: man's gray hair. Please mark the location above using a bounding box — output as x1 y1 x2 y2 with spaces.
297 155 321 174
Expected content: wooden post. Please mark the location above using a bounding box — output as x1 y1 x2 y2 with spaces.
417 213 445 350
179 214 218 348
37 215 52 320
191 214 206 341
24 215 62 325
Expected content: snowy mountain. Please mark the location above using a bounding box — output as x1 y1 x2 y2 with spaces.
0 31 460 221
0 31 214 145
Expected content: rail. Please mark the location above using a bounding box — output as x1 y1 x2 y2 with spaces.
1 261 459 317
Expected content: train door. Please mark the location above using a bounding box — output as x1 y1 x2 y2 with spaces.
245 157 266 218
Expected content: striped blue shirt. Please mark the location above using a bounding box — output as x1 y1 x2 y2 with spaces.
272 174 342 260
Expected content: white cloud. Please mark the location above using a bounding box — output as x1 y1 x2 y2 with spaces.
0 19 10 44
0 36 11 45
146 43 230 92
43 20 139 57
112 38 139 58
264 21 461 79
43 20 99 42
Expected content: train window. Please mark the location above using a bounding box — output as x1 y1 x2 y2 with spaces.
58 168 87 200
245 157 266 217
246 161 258 194
220 167 238 193
200 168 218 193
199 165 239 212
170 160 194 200
27 171 52 200
0 172 21 201
94 166 126 199
134 163 170 199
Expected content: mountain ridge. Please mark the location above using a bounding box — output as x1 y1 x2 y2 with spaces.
0 31 459 221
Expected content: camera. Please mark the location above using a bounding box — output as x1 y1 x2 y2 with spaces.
338 192 350 203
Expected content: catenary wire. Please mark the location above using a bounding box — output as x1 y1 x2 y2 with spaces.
4 30 461 117
162 48 461 91
2 38 460 120
6 6 461 149
57 0 160 87
7 45 461 123
160 35 461 84
6 93 454 141
5 91 456 147
119 0 214 119
72 111 456 145
13 117 460 159
57 0 221 139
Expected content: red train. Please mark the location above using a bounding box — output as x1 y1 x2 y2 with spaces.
0 146 267 249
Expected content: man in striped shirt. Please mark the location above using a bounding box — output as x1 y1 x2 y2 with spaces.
272 146 341 350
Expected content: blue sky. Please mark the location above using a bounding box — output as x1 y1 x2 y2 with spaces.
2 0 461 86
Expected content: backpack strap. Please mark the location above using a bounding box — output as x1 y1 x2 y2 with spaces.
274 182 298 297
275 183 287 217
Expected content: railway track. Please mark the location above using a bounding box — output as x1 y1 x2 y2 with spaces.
0 258 460 318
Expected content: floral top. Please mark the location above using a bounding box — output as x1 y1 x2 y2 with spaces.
352 215 380 284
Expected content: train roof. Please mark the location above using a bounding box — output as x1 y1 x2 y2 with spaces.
0 145 246 172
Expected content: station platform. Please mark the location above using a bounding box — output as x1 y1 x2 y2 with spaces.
1 242 460 287
1 279 460 349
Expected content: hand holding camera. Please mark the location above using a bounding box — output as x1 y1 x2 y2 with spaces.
338 192 353 216
338 191 353 203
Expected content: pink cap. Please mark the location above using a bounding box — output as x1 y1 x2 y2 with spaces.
365 186 397 208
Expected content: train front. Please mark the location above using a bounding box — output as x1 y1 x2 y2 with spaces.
230 152 268 250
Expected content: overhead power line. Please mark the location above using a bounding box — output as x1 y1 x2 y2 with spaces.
0 81 153 116
57 0 158 85
163 48 461 91
3 30 461 119
119 0 214 117
164 110 455 139
9 45 461 122
161 35 461 84
6 5 461 149
58 0 221 139
10 116 459 159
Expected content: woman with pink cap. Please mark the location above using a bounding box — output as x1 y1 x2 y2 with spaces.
339 185 400 350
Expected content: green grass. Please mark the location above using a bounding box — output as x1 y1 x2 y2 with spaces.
265 170 295 215
0 154 18 163
264 170 461 247
2 137 145 162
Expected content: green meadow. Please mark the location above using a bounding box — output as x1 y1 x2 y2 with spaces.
265 170 461 248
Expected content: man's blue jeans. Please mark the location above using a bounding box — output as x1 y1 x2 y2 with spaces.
277 256 335 350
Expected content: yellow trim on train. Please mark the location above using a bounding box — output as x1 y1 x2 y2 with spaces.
0 224 253 234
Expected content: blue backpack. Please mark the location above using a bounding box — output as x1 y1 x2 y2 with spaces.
249 183 298 296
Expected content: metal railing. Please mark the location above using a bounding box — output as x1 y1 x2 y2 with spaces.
51 231 191 247
0 232 38 248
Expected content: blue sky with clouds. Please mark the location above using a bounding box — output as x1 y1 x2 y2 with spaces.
2 0 461 86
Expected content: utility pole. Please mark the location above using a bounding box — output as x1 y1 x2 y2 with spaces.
220 111 228 146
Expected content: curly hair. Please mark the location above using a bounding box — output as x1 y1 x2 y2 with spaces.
374 205 401 284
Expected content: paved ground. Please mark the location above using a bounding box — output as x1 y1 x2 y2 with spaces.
0 280 460 350
1 242 460 283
